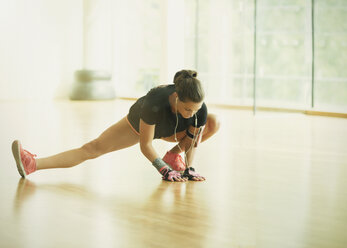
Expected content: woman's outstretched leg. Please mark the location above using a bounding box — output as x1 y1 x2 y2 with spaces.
14 117 139 176
36 117 139 170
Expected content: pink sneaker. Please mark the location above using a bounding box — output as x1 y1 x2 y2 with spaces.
12 140 37 178
163 151 186 171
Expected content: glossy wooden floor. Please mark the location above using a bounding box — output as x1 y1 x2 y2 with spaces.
0 100 346 248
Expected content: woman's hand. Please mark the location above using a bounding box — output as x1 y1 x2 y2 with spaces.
183 167 206 181
161 167 187 182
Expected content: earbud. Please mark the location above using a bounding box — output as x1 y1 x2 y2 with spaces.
175 97 178 113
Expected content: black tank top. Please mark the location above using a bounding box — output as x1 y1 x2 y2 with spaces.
127 84 207 139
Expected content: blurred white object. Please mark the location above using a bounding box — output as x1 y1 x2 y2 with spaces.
70 70 115 100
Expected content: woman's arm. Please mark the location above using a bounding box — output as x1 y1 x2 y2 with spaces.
184 125 206 181
139 119 159 163
184 125 202 165
139 119 186 182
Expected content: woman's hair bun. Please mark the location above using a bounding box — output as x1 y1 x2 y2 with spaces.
184 70 197 78
173 69 204 102
174 70 197 83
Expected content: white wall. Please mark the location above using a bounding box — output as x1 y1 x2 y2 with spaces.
0 0 83 100
83 0 112 71
166 0 186 83
0 0 188 100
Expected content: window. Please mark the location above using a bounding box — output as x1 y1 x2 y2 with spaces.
85 0 347 114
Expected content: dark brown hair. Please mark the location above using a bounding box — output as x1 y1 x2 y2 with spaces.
173 69 205 103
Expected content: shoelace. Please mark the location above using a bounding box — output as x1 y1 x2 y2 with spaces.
22 149 37 167
175 155 185 165
23 149 37 158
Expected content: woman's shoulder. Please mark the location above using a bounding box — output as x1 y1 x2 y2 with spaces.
141 85 175 116
147 84 174 95
145 84 174 101
199 102 207 115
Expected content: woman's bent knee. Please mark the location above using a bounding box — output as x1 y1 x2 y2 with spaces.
207 114 220 134
81 140 104 160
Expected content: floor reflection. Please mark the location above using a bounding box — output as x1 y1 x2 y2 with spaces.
13 178 210 247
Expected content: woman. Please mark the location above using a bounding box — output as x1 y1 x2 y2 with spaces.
12 70 220 182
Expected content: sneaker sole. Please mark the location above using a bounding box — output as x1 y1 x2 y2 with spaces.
12 140 26 178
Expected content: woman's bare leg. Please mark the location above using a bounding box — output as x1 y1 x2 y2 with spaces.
36 117 139 170
165 113 220 154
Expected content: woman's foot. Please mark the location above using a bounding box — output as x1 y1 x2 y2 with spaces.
162 151 186 171
12 140 37 178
